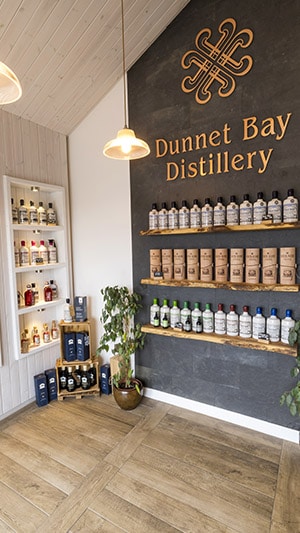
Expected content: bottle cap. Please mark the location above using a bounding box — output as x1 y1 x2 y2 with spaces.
243 194 249 201
39 201 43 206
171 201 177 208
163 299 168 305
31 241 36 246
40 240 45 245
153 298 158 304
21 240 26 246
193 199 199 205
182 200 188 207
287 189 294 196
66 298 70 303
172 300 177 306
30 200 34 206
230 304 235 311
183 301 189 308
256 307 262 314
243 306 249 312
285 309 292 317
205 303 211 310
271 191 278 199
20 199 24 205
217 197 223 203
257 192 263 199
230 195 236 202
48 202 53 208
271 307 277 315
218 303 223 311
161 202 167 209
151 203 157 210
194 302 199 309
204 198 210 204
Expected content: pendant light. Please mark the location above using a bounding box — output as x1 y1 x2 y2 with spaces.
0 61 22 105
103 0 150 160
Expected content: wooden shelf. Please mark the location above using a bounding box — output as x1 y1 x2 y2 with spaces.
140 278 299 292
140 221 300 236
141 324 297 357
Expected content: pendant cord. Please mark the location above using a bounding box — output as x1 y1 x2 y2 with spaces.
121 0 128 128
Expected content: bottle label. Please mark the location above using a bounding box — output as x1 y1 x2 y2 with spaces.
149 213 158 229
252 317 265 339
226 205 239 225
226 316 238 335
158 212 168 229
179 209 189 228
202 208 213 227
268 202 282 223
202 314 213 333
239 318 252 337
283 200 298 223
240 205 252 224
253 203 267 223
213 207 225 226
190 209 201 228
215 315 226 334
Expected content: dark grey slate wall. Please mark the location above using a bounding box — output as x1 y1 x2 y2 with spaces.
128 0 300 430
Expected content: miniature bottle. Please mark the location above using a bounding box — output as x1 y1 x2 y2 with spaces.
29 200 38 225
160 298 170 326
180 301 191 325
170 300 181 328
21 329 30 354
191 302 202 332
201 198 213 228
253 192 267 224
158 202 168 229
226 195 239 226
214 303 226 335
283 188 298 223
267 191 282 223
30 240 39 265
150 298 160 325
24 284 34 306
48 239 57 263
239 306 252 338
168 201 179 229
195 315 202 333
179 200 190 229
47 202 57 225
281 309 295 344
252 307 266 340
213 197 226 226
43 323 51 343
162 312 169 328
149 203 159 230
183 314 192 332
18 199 29 224
51 319 59 340
39 240 48 264
11 198 18 224
32 326 40 346
266 308 280 342
153 310 160 327
226 304 239 336
190 199 201 228
202 303 214 333
44 281 53 302
37 201 47 225
49 279 57 299
64 298 73 323
19 240 29 266
239 194 253 225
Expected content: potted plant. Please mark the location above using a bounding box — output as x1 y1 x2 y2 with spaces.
97 285 146 410
279 321 300 416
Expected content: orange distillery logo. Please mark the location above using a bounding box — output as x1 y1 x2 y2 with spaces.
181 18 254 104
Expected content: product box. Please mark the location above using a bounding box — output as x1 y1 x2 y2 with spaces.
76 332 90 361
34 373 48 407
45 368 57 401
63 332 77 361
101 363 112 395
74 296 88 322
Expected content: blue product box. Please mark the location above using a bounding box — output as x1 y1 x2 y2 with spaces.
45 368 57 401
34 373 48 407
100 363 112 395
75 296 87 322
64 332 77 361
76 332 90 361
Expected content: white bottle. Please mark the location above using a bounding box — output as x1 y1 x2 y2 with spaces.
252 307 266 340
283 188 298 223
149 203 159 230
213 197 226 226
202 303 214 333
226 195 239 226
201 198 213 228
253 192 267 224
39 240 48 264
30 240 39 265
180 301 191 326
48 239 57 264
29 200 38 225
168 202 179 230
160 299 170 326
281 309 295 344
226 304 239 336
191 302 202 332
179 200 190 229
63 298 73 323
239 305 252 338
214 303 226 335
37 201 47 225
266 308 281 342
190 199 201 228
11 198 18 224
170 300 181 328
47 202 57 225
158 202 168 229
267 191 282 224
239 194 253 225
19 240 29 266
18 199 29 225
150 298 160 326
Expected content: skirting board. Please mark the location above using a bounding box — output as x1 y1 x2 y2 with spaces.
144 387 300 444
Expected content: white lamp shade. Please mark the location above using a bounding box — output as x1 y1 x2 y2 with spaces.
103 127 150 160
0 61 22 104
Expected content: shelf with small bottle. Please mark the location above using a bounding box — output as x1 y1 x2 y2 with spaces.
140 221 300 236
140 278 299 292
18 298 65 315
141 324 297 357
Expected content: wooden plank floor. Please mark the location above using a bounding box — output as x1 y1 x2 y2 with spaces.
0 395 298 532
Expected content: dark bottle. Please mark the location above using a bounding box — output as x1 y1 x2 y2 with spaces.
162 312 169 328
66 367 76 392
81 365 91 390
195 316 202 333
153 311 160 327
59 366 67 390
184 316 192 332
88 364 96 387
24 284 34 306
73 365 82 388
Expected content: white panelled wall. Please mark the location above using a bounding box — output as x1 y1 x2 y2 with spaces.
68 79 133 359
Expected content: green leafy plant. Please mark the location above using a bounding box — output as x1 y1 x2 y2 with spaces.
280 321 300 416
97 285 145 391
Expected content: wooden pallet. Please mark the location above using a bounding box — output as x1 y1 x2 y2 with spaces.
57 387 100 401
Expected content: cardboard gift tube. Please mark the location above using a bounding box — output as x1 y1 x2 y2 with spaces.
161 249 173 265
187 249 199 280
150 262 162 278
230 248 244 283
262 247 278 284
173 249 185 264
200 248 213 282
174 264 186 280
245 248 260 284
280 247 296 285
150 249 161 265
215 248 228 282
